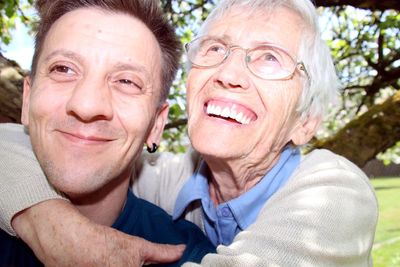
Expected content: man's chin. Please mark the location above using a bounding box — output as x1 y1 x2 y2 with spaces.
50 178 101 198
44 168 108 199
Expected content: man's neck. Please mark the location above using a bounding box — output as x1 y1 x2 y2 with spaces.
70 170 131 227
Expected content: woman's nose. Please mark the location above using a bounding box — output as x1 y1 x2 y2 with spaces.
213 49 251 90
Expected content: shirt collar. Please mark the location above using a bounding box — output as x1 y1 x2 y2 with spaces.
172 161 210 220
173 146 300 230
228 146 300 229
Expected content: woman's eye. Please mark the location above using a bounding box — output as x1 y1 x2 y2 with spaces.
207 44 225 54
262 53 278 62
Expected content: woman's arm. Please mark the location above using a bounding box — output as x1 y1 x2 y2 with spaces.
184 149 378 267
0 123 185 266
0 123 66 235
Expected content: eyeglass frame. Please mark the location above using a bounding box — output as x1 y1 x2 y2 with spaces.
184 36 310 81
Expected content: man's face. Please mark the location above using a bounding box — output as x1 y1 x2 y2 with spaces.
21 8 167 198
187 7 316 163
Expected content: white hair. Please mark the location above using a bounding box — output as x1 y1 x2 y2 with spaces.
197 0 339 119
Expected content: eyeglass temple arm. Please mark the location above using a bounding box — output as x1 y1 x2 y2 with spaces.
297 62 310 81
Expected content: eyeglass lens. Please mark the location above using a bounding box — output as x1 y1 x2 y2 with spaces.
187 37 299 80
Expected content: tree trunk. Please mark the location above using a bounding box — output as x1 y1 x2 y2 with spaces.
0 53 25 123
312 90 400 167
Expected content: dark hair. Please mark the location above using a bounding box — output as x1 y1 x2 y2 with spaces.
31 0 181 101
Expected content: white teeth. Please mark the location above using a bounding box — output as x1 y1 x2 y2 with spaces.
240 115 249 125
229 105 237 119
206 104 252 125
210 105 216 114
214 106 222 116
229 108 237 119
221 107 230 118
236 112 243 123
206 105 212 114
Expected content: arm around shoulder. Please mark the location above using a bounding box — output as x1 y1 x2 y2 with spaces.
0 123 66 235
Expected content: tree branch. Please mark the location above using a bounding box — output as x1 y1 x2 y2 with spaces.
165 118 187 130
314 0 400 11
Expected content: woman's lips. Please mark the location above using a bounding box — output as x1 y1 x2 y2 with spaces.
204 99 257 125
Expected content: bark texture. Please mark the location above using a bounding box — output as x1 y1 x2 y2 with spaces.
312 90 400 167
0 53 25 123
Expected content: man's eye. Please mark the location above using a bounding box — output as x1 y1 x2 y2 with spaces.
113 77 144 95
118 79 141 88
119 79 133 85
50 65 74 74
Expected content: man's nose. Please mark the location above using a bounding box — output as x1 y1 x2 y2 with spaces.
213 49 251 90
66 75 113 122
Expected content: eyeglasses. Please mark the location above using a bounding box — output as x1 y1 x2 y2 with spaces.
185 36 310 81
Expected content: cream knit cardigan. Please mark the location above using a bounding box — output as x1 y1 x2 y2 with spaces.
0 123 378 266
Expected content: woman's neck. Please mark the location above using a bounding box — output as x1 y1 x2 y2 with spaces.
204 152 281 206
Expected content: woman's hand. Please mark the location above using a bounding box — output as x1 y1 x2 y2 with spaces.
12 199 185 266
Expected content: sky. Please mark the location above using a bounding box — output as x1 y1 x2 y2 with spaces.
2 20 34 70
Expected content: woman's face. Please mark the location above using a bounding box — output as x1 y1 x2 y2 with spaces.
187 7 315 163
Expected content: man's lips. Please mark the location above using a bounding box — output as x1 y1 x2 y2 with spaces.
204 99 257 125
58 130 115 144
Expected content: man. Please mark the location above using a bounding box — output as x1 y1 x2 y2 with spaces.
0 0 215 266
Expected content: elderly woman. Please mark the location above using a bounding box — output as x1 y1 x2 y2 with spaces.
0 0 377 266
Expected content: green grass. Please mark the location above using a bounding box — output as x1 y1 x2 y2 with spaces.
371 177 400 267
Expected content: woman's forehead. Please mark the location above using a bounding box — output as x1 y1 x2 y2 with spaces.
203 6 305 54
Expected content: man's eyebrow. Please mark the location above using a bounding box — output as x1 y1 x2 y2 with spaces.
113 62 148 74
43 49 84 63
43 51 149 74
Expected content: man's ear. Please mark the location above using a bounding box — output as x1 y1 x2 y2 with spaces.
21 77 32 127
291 115 321 146
145 102 169 148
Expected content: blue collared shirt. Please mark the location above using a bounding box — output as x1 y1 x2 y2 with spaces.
173 146 300 246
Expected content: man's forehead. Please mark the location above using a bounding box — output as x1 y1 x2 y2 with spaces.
48 8 152 46
40 7 162 81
